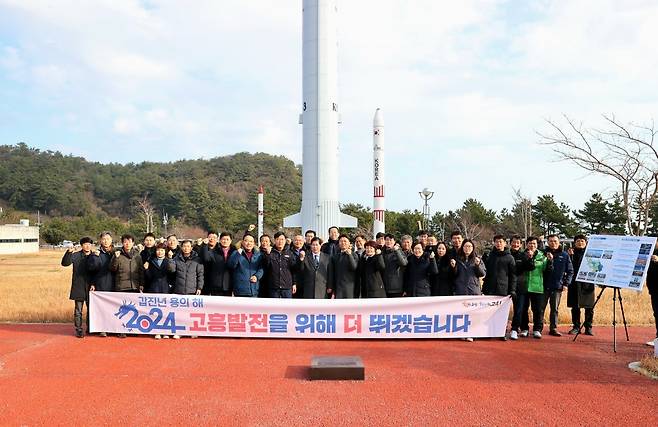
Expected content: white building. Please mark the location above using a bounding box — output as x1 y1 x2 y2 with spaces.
0 220 39 255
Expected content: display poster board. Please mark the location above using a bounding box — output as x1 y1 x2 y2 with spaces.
576 234 657 291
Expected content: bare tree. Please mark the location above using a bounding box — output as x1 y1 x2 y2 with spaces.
445 209 492 241
136 193 155 233
512 187 533 239
539 114 657 235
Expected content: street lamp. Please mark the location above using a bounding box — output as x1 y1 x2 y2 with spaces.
419 188 434 231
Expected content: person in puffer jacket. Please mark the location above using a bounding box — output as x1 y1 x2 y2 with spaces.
452 239 486 296
167 240 204 296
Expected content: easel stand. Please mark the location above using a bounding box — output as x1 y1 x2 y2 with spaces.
573 286 629 352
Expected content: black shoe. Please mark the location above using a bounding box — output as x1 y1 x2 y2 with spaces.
584 328 594 336
117 333 127 339
568 327 579 335
75 330 84 338
549 329 562 337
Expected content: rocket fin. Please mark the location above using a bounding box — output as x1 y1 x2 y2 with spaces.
283 212 302 228
338 212 358 228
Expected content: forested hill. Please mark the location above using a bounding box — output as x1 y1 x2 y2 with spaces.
0 143 302 239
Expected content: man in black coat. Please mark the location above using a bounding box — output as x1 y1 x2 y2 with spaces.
86 232 115 337
263 231 303 298
199 231 235 296
87 232 115 293
567 234 595 335
509 235 535 339
329 234 359 298
140 232 157 264
61 237 93 338
290 234 306 299
300 237 332 299
448 230 463 259
646 248 658 345
381 233 408 297
321 226 340 256
483 235 517 297
303 230 316 253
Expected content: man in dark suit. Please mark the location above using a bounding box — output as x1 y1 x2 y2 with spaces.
301 237 332 299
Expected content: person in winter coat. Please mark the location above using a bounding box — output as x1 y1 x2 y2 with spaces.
404 241 438 297
290 234 306 299
109 234 145 338
542 235 574 337
166 234 181 258
431 242 454 296
647 248 658 346
509 235 536 339
400 235 413 257
448 230 464 260
303 230 316 253
143 243 172 339
86 231 115 337
357 241 387 298
329 234 359 299
199 231 235 296
321 226 340 256
354 235 367 261
258 234 272 298
381 233 409 297
262 231 304 298
140 232 157 264
110 234 145 293
166 240 203 339
452 239 486 296
525 236 553 339
567 234 596 336
87 232 115 293
61 237 94 338
167 240 204 295
227 233 264 297
483 235 516 297
144 243 172 294
300 237 332 299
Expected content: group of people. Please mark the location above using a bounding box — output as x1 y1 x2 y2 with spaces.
61 226 658 345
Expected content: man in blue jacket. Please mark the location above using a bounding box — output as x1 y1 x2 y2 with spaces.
227 233 264 297
542 235 574 336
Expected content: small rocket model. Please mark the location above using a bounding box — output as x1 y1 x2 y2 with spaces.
373 108 385 236
257 185 264 240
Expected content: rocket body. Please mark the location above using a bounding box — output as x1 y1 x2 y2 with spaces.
373 108 385 236
283 0 357 241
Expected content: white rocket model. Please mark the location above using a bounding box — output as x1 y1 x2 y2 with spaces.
283 0 357 240
257 185 264 240
373 108 385 236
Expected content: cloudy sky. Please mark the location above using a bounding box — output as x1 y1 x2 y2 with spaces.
1 0 657 215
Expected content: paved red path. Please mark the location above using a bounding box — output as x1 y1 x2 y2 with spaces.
0 324 656 426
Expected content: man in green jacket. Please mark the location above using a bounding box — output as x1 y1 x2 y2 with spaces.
525 236 553 339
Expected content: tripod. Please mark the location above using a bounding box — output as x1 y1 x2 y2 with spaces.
573 285 629 352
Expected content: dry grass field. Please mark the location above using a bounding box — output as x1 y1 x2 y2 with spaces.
0 249 656 326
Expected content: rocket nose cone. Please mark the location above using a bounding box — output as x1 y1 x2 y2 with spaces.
373 108 384 127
